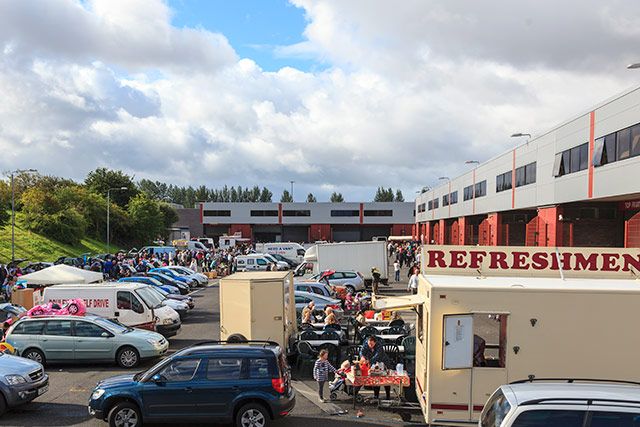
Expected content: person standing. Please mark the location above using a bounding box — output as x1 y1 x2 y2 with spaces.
393 260 400 282
371 267 381 294
408 269 419 294
313 349 337 402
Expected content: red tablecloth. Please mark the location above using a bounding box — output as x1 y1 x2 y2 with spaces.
346 372 410 387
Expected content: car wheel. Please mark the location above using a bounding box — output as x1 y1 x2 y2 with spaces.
116 346 140 369
236 403 270 427
22 348 45 365
108 401 141 427
345 285 356 294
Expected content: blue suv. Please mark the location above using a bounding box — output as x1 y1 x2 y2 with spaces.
88 341 295 427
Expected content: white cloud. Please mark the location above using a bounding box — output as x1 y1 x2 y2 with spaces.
0 0 639 201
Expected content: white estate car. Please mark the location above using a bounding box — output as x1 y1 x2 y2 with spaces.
165 266 209 286
480 379 640 427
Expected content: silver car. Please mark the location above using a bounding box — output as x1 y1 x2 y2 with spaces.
294 281 335 298
293 291 344 319
0 352 48 415
5 315 168 368
310 270 366 293
165 266 209 286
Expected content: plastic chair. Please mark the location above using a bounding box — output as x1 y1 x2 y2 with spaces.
318 342 340 367
324 323 341 332
299 323 313 330
360 326 378 339
389 319 405 327
320 330 341 341
295 341 318 377
300 330 319 341
382 343 400 365
346 345 361 362
402 336 416 364
388 326 407 335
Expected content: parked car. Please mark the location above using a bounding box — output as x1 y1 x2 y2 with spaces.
88 340 295 427
292 291 343 319
118 276 180 295
53 256 83 267
153 287 195 310
0 352 48 415
22 262 53 274
480 380 640 427
143 272 190 295
0 303 26 325
145 287 189 320
149 268 197 289
310 270 365 293
293 281 335 299
5 315 168 368
164 266 208 286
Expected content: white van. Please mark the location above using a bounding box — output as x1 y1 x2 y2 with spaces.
235 254 288 272
254 242 306 263
43 282 181 337
139 246 176 257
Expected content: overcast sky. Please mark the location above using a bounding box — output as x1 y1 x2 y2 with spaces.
1 0 640 202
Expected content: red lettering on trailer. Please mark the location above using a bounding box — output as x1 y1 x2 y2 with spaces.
510 252 529 270
530 252 549 270
573 253 599 271
622 254 640 272
428 250 446 268
449 251 468 268
601 253 620 271
468 251 486 269
488 252 508 269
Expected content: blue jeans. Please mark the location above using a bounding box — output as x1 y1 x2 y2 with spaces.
395 270 400 281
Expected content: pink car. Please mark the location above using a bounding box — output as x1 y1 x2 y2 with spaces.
26 298 86 317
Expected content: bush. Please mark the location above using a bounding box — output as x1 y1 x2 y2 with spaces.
30 209 87 245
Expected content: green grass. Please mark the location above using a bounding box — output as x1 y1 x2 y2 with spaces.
0 212 122 263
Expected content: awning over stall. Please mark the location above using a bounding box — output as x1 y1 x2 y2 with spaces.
373 294 425 311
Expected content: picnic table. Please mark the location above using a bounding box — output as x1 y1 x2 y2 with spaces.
301 329 347 341
376 334 407 342
305 339 340 347
345 370 411 408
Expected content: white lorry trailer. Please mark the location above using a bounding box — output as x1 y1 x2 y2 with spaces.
301 241 389 285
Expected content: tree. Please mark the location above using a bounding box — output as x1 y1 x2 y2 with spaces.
85 168 137 207
259 187 273 202
0 181 11 227
127 194 164 245
374 187 394 202
280 190 293 202
159 203 179 240
306 193 317 202
395 189 405 202
138 179 169 201
330 192 344 202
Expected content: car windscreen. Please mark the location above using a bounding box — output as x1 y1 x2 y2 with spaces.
93 317 130 334
480 389 511 427
135 286 165 309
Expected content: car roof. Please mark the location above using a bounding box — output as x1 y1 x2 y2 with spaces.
294 290 335 301
18 314 103 322
177 343 281 358
503 382 640 406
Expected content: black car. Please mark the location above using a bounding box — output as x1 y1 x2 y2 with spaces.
140 272 190 295
89 341 295 427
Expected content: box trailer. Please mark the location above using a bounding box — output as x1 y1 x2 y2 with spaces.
219 271 297 355
374 245 640 426
303 241 389 285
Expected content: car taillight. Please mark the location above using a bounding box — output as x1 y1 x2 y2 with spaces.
272 377 286 394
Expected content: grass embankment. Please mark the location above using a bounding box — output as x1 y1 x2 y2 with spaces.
0 212 122 263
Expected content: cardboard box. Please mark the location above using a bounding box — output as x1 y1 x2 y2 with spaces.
11 288 35 309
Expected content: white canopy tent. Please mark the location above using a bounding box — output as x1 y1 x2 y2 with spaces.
18 264 104 286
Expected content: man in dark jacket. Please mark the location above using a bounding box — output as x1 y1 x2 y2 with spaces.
359 336 391 400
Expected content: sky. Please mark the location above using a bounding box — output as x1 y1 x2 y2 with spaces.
1 0 640 202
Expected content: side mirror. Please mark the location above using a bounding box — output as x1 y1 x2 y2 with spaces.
151 374 165 384
101 332 112 338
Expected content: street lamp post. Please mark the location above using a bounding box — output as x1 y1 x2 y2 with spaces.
290 181 295 201
8 169 37 262
107 187 127 254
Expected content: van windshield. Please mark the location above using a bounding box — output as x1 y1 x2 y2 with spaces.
480 389 512 427
135 286 165 309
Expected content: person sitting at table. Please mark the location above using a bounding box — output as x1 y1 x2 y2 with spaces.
324 307 338 326
389 311 403 322
359 336 392 400
301 301 315 324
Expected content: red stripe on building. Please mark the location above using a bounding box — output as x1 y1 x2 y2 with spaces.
588 110 595 198
199 203 203 224
359 203 364 224
278 203 282 224
511 149 516 209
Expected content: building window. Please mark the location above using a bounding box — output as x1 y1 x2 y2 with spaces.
450 191 458 205
618 127 631 160
250 210 278 217
442 194 449 206
463 185 473 201
330 210 359 217
515 166 525 187
417 203 426 213
554 143 588 177
427 200 433 211
433 199 439 209
282 210 310 217
525 162 536 185
203 210 231 217
474 180 487 198
496 171 512 193
594 122 640 168
363 210 393 217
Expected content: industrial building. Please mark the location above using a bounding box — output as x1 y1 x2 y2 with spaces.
415 85 640 248
174 202 415 243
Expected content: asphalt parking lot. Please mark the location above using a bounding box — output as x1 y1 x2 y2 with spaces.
1 280 419 427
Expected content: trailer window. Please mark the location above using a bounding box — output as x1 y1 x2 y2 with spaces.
473 313 507 368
